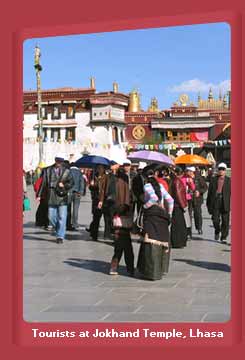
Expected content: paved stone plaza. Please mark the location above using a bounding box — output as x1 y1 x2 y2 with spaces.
23 186 231 323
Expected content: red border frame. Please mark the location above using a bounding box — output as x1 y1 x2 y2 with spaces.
2 0 244 357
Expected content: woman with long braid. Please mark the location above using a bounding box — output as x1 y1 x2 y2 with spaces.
137 169 174 280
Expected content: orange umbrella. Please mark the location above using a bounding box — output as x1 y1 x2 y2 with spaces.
175 154 210 165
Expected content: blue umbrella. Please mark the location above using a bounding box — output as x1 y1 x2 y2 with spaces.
74 155 111 168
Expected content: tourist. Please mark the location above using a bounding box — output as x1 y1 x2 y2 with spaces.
137 169 174 280
154 165 169 192
122 159 135 190
23 170 27 216
109 167 135 276
181 166 196 239
132 162 146 216
192 167 208 235
206 162 231 243
67 163 85 231
37 155 74 244
81 169 88 196
86 165 108 241
98 161 120 240
169 167 188 248
34 168 49 229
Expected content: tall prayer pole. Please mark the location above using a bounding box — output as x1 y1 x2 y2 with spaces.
34 45 43 165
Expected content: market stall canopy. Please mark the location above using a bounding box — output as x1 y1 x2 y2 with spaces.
175 154 210 166
128 150 174 166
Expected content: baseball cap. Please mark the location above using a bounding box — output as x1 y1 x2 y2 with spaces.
218 162 227 170
186 166 195 172
55 153 65 162
123 159 132 165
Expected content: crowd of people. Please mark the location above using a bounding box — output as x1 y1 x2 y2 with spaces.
24 154 231 281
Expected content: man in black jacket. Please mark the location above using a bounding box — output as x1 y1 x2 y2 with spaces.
206 162 231 242
37 155 74 243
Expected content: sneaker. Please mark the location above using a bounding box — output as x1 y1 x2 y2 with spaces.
198 229 203 235
44 225 53 231
109 268 118 275
109 259 118 275
56 238 63 244
220 237 227 244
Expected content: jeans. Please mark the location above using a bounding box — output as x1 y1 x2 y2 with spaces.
48 205 68 239
72 193 81 228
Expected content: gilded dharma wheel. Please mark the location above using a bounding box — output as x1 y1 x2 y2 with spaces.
132 125 146 140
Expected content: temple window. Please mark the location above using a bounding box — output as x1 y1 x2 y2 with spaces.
51 128 60 141
120 129 124 142
66 128 76 141
167 131 190 142
41 106 47 119
67 105 75 119
112 127 119 145
52 106 60 119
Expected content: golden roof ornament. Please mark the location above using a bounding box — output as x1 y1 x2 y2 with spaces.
179 94 189 106
113 82 119 93
90 77 95 89
148 97 159 112
128 89 140 112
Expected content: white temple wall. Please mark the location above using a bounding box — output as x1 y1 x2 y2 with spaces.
23 111 127 170
23 114 36 139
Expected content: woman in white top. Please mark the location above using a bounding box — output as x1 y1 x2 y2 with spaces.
137 169 174 280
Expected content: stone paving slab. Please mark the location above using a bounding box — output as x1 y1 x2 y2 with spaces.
23 187 231 322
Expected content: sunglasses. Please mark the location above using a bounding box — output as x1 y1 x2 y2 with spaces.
218 167 226 171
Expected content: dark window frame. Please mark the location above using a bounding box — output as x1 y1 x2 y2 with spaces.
40 105 48 120
66 127 76 141
51 105 61 120
66 104 75 119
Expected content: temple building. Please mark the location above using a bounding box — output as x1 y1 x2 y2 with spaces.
23 79 129 169
125 88 231 164
23 81 231 169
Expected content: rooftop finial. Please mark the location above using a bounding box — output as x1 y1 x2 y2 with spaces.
219 88 222 101
90 77 95 89
113 81 118 93
208 88 213 101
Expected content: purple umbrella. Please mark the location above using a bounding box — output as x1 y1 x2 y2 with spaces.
128 150 174 166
